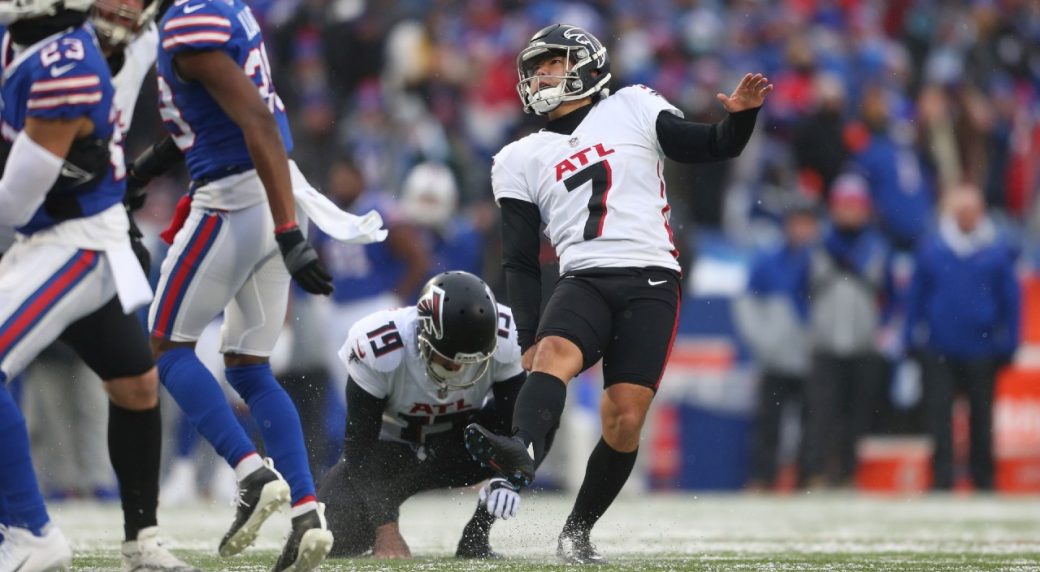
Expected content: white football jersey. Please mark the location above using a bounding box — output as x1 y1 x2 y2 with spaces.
112 23 159 137
492 85 682 274
337 304 524 445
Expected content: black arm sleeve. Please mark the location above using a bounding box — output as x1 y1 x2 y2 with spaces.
342 377 407 525
500 198 543 353
342 377 387 463
490 372 526 433
655 107 760 164
129 135 183 180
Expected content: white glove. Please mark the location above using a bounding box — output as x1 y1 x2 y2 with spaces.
480 477 520 520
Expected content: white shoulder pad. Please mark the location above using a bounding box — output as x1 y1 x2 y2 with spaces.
491 140 533 206
613 84 684 118
339 309 409 376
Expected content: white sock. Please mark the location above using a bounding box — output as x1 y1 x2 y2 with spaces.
290 500 317 519
233 453 264 482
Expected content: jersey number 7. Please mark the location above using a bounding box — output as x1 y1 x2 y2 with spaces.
563 160 613 240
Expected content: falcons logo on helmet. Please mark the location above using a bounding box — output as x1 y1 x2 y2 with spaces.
417 285 446 340
562 26 605 68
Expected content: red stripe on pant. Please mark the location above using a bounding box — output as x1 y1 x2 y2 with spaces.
0 250 98 357
154 214 220 337
655 283 682 390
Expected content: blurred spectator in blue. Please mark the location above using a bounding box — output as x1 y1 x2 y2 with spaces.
903 183 1020 491
311 156 430 395
399 161 483 279
736 197 818 490
804 174 890 487
849 84 935 251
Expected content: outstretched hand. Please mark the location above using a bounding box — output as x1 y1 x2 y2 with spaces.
717 73 773 113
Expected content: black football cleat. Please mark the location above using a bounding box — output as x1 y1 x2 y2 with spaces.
271 503 334 572
464 423 535 489
218 458 291 557
557 528 607 565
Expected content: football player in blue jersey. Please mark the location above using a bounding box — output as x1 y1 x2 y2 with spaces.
140 0 384 570
0 0 197 570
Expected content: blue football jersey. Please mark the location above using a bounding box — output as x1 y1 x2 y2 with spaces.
312 191 405 304
156 0 293 183
0 24 124 235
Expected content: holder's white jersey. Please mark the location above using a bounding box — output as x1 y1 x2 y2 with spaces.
338 304 523 445
492 85 682 274
112 23 158 137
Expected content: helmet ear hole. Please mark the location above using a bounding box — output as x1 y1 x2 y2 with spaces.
569 79 583 91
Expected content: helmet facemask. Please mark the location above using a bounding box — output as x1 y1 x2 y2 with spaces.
418 333 493 396
92 0 156 49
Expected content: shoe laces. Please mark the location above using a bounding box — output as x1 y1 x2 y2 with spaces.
232 457 284 509
232 487 251 509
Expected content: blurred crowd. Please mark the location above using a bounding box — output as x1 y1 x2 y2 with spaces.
21 0 1040 499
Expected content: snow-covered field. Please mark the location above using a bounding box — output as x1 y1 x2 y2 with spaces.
54 491 1040 570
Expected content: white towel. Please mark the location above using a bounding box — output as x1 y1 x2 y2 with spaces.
290 161 388 244
105 243 154 313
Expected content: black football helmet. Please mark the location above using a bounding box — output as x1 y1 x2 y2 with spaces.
416 271 498 393
516 23 612 115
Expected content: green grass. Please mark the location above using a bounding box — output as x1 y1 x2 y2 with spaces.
53 492 1040 571
70 552 1040 571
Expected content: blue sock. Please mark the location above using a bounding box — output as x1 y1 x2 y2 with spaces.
157 348 257 468
0 375 49 535
233 401 262 443
174 411 200 458
226 363 315 505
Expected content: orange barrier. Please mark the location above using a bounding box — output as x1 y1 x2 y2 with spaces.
994 367 1040 492
1022 274 1040 345
856 436 933 493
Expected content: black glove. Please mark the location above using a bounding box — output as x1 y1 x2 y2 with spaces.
275 225 333 295
127 212 151 272
124 136 185 212
124 167 151 212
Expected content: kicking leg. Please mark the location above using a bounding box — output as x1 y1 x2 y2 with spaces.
465 336 580 487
